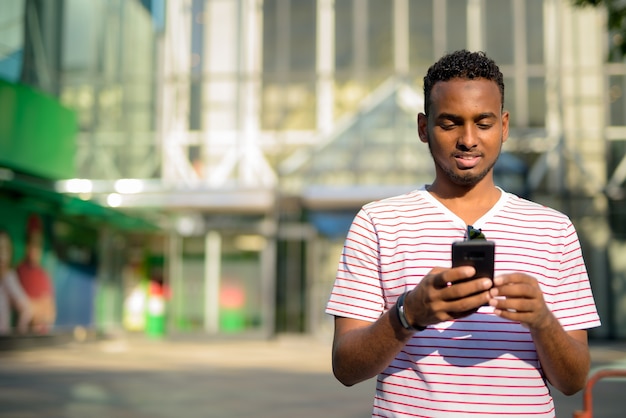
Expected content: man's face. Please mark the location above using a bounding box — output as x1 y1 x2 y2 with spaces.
418 78 509 187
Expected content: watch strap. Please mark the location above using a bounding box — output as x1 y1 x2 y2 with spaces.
395 291 426 332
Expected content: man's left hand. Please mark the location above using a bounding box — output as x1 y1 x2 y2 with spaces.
488 273 552 330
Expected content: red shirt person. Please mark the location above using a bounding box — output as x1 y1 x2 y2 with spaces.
16 215 56 333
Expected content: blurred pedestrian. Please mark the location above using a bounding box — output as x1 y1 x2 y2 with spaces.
0 229 33 335
17 215 55 334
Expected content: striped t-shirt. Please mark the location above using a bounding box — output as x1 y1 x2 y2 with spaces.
326 187 601 417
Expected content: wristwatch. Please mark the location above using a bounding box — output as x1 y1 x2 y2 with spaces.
395 291 426 332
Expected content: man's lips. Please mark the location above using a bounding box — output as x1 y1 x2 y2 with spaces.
454 154 481 169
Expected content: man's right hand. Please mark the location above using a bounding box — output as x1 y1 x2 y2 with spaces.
402 267 493 329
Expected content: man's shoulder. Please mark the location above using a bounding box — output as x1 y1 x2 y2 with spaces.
362 189 425 211
502 192 571 221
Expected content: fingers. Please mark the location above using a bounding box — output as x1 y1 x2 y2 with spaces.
491 272 535 287
411 267 493 325
488 300 551 330
436 266 488 286
438 266 492 297
438 266 492 294
489 273 541 299
488 273 552 329
442 278 492 301
432 271 492 318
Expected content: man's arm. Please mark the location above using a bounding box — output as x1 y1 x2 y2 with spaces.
489 274 590 395
532 324 589 395
332 311 414 386
332 266 493 386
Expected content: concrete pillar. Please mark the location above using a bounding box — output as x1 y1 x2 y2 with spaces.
317 0 334 133
204 230 221 334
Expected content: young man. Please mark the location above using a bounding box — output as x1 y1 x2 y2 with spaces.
326 50 601 417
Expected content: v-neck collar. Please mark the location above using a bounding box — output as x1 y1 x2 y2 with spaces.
418 185 509 231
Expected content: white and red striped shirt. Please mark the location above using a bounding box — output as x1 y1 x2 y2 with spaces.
326 187 601 417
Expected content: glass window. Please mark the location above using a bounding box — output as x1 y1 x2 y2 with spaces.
409 0 434 69
262 0 316 72
291 0 316 71
608 140 626 238
63 0 101 72
485 0 513 65
189 0 204 130
334 0 396 119
335 0 354 72
262 0 279 72
334 77 368 120
447 0 467 52
61 0 157 179
262 0 317 130
609 75 626 126
262 76 316 130
526 0 544 65
368 0 393 71
528 76 546 127
504 76 516 125
175 232 267 334
0 0 25 82
220 234 265 333
608 29 625 63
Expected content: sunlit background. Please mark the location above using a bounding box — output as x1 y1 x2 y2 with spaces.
0 0 625 341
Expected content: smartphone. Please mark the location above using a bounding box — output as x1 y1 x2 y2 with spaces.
451 240 495 282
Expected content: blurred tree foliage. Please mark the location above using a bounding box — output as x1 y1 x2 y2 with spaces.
572 0 626 60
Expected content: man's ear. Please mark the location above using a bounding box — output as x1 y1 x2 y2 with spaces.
417 113 429 144
501 110 510 144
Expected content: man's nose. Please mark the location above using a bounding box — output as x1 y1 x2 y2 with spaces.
457 125 478 149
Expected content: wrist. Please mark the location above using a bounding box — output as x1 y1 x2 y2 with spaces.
529 309 558 333
395 291 426 332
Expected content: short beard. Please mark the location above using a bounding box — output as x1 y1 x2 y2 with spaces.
428 142 500 187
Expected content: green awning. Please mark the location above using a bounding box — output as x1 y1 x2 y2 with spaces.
0 169 158 232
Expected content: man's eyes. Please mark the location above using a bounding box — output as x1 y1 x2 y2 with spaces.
438 122 494 130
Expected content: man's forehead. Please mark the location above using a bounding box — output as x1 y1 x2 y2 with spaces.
429 78 502 109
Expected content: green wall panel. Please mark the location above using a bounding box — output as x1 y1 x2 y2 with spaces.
0 80 76 179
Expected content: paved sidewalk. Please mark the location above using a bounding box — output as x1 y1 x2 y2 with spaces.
0 335 624 418
0 334 374 418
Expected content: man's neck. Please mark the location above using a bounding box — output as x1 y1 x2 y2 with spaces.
426 181 501 225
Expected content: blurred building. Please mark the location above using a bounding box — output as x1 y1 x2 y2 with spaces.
1 0 625 339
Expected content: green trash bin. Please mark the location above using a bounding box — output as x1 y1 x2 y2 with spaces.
220 284 246 333
220 308 246 333
146 282 166 338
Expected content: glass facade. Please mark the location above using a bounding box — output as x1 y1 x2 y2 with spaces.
0 0 25 82
408 1 434 70
485 0 514 65
262 0 317 131
60 0 159 180
447 0 468 52
5 0 626 337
